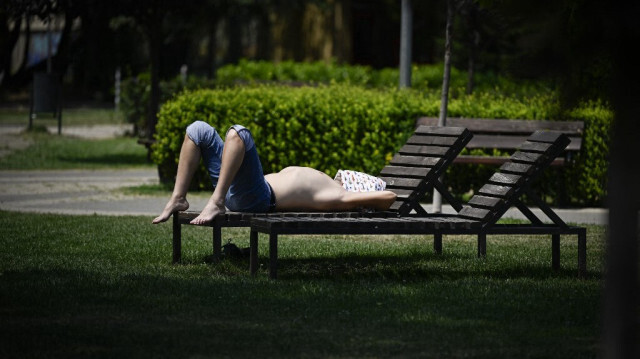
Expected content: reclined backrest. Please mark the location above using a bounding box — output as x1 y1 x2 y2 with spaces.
379 125 473 215
457 130 571 225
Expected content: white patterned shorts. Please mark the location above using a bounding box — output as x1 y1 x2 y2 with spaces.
334 170 387 192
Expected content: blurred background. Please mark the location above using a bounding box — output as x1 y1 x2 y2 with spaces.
0 0 611 105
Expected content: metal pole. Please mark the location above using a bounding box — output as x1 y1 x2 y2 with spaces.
433 0 454 213
47 17 53 74
399 0 413 88
114 67 121 112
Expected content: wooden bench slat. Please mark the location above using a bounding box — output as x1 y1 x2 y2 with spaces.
380 177 423 188
458 206 491 220
528 130 564 143
510 151 545 164
414 125 469 136
417 117 584 135
518 141 553 153
467 195 503 208
399 144 449 156
499 162 535 175
389 155 441 167
453 156 566 166
379 166 431 178
478 183 514 197
405 134 461 146
462 135 581 152
487 173 523 186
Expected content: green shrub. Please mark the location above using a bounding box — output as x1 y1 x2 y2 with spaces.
215 59 375 87
216 60 551 99
565 100 612 205
153 84 428 189
152 84 610 206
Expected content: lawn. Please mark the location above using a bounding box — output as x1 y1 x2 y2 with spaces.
0 106 125 126
0 211 605 358
0 132 151 170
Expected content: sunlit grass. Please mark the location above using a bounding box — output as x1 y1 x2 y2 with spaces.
0 132 152 170
0 106 125 126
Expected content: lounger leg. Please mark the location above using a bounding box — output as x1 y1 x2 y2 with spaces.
269 233 278 280
213 225 222 261
477 234 486 258
578 229 587 278
250 230 258 276
172 212 181 263
434 233 442 254
552 234 560 270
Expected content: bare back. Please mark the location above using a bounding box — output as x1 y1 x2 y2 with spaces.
265 166 396 212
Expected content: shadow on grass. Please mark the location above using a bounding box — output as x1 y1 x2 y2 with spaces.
1 265 602 358
191 251 595 281
58 153 150 167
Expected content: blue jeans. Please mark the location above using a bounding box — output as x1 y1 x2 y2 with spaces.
186 121 273 212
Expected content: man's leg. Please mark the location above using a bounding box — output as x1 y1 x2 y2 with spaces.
338 190 398 211
190 128 245 225
152 136 200 223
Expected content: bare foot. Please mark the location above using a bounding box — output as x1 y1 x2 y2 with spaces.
190 198 226 225
152 197 189 224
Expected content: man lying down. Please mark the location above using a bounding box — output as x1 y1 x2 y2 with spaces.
153 121 397 225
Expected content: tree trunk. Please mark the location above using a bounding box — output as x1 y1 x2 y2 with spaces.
466 3 479 95
603 5 640 356
52 10 76 76
0 15 22 85
147 30 161 141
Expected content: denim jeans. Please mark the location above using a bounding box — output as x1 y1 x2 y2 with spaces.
186 121 273 212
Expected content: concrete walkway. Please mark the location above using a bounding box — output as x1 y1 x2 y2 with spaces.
0 168 209 218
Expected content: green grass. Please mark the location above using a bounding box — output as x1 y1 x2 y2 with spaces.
0 211 606 358
0 107 125 126
0 133 152 170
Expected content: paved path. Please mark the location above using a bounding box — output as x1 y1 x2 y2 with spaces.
0 124 134 139
0 169 210 218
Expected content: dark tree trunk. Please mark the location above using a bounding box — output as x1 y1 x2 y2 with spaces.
1 15 22 85
147 30 161 141
465 3 479 95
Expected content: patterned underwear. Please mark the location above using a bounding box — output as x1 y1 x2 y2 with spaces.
334 170 387 192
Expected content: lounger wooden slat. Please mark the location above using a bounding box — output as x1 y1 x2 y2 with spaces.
487 173 523 186
379 166 430 178
398 145 450 156
405 135 461 146
389 155 441 167
379 177 423 188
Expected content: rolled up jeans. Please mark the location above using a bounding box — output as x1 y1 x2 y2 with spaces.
185 121 272 212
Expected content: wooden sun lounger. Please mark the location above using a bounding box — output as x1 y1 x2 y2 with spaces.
170 125 473 263
249 131 587 279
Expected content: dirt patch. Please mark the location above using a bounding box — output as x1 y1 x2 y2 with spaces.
0 133 32 158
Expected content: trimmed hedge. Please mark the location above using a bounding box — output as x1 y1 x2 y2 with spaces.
153 85 424 189
153 84 611 206
216 59 549 98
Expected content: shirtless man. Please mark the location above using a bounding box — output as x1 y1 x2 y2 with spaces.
152 121 397 225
